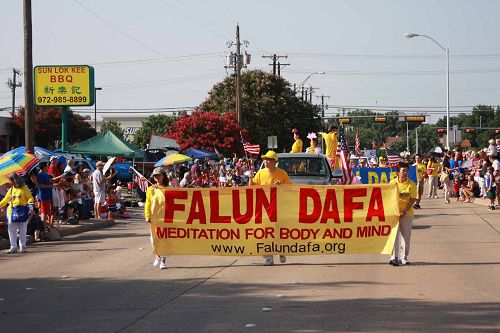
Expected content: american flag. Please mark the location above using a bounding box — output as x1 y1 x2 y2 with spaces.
336 126 353 185
242 138 260 155
385 148 403 168
355 132 362 157
130 167 150 193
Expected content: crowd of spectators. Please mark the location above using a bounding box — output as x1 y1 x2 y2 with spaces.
0 156 126 244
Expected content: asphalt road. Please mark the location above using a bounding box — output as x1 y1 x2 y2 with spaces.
1 195 500 333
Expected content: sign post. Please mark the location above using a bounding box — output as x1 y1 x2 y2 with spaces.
34 65 95 151
267 136 277 150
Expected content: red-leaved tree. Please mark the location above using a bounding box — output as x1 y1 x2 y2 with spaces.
10 106 96 149
166 110 247 155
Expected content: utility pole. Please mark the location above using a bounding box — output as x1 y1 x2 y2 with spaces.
225 25 250 128
308 86 319 103
235 25 242 128
262 54 288 76
7 68 22 114
24 0 35 151
316 94 330 118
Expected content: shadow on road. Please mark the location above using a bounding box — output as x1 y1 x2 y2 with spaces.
1 277 499 332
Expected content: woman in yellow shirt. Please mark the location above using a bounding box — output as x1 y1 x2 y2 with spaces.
0 173 34 254
290 128 303 153
145 167 170 270
427 155 441 198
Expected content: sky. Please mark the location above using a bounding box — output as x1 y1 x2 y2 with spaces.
1 0 500 124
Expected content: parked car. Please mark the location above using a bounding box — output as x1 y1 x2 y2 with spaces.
260 153 339 185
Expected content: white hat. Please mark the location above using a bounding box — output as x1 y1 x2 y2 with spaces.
50 156 58 162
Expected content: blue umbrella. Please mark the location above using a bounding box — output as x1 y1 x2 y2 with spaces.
3 146 53 159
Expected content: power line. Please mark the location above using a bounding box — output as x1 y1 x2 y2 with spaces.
72 0 216 72
285 68 500 76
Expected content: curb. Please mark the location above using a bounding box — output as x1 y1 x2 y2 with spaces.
0 219 116 250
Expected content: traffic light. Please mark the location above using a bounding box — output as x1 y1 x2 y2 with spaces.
338 118 351 124
405 115 426 122
373 117 387 123
465 128 475 134
436 128 447 134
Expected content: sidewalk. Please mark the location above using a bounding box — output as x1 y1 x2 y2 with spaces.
0 218 116 250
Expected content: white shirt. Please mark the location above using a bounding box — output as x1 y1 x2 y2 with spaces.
492 159 500 172
92 169 104 193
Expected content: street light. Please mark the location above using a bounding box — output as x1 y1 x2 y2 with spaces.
94 87 102 131
297 71 325 90
405 32 450 149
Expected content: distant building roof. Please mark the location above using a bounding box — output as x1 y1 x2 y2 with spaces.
384 136 402 147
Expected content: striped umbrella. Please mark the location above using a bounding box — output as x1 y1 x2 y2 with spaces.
154 153 192 167
0 152 40 180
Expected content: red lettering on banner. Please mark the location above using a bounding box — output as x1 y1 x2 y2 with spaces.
164 190 188 223
186 191 206 224
232 189 253 224
255 187 277 223
299 188 321 223
344 188 367 222
209 190 231 223
321 189 340 224
366 187 385 222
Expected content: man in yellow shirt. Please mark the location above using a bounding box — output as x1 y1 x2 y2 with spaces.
389 162 417 266
319 125 338 169
250 150 291 265
412 154 426 209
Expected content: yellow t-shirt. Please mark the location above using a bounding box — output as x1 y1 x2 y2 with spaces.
0 185 34 216
252 168 291 185
144 185 169 221
390 178 417 217
427 161 441 177
413 162 426 182
291 139 303 153
321 132 338 159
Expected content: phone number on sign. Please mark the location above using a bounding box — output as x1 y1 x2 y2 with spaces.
37 96 87 104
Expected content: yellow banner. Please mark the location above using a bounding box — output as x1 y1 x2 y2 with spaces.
149 184 399 256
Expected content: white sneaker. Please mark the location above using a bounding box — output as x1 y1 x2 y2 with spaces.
153 256 160 267
279 255 286 263
159 259 167 270
6 248 17 254
264 257 274 266
19 248 27 253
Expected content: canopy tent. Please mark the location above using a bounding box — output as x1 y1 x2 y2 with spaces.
183 148 219 160
67 131 144 158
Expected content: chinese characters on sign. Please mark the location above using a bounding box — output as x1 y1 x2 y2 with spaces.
34 65 95 106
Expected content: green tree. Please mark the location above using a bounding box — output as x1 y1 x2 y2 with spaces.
132 114 177 149
200 70 322 151
390 125 440 155
436 105 500 148
100 121 124 138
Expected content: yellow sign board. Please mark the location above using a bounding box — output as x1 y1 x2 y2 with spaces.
149 184 400 256
338 118 351 124
34 65 94 106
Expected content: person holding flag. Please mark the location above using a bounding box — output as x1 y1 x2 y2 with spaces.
320 125 338 169
145 167 169 270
